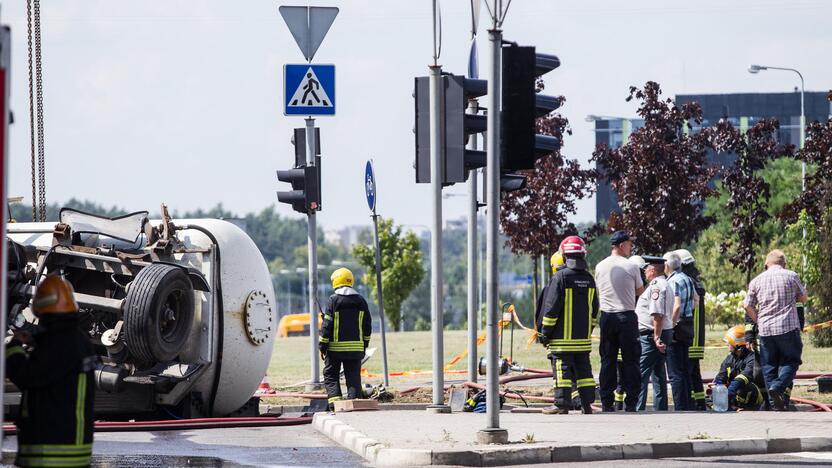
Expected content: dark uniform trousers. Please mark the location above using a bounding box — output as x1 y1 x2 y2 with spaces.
688 280 707 409
551 353 595 409
599 311 641 410
323 354 362 404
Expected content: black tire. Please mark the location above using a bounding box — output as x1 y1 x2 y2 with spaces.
123 263 194 365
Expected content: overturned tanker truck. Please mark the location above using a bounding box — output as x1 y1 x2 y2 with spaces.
5 206 276 418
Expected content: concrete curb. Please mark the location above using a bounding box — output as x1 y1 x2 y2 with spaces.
312 414 832 466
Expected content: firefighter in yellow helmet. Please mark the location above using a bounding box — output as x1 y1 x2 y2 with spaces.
713 325 765 411
6 275 96 467
320 268 372 409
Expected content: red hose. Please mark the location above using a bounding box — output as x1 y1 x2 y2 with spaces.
261 391 328 399
1 416 312 435
790 397 832 412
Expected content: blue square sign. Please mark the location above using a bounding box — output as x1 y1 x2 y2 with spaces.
284 64 336 116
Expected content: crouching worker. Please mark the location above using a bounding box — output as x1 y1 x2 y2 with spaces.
320 268 372 410
539 236 599 414
6 275 96 467
714 325 765 411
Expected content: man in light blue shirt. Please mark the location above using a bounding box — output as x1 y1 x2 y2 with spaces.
664 251 699 411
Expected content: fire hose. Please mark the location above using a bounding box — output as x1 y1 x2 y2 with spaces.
1 416 312 435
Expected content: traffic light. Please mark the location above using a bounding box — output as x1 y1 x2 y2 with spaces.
414 74 487 185
277 165 320 214
501 44 562 171
445 75 487 183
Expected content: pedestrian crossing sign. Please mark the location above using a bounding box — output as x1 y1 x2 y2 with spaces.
284 64 336 116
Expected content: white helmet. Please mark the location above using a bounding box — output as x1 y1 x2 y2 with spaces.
628 255 646 269
674 249 695 266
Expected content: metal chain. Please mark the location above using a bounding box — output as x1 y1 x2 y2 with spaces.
34 0 47 222
27 0 37 222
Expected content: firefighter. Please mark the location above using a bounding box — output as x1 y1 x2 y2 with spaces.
539 236 599 414
6 275 96 468
714 326 765 411
319 268 372 410
675 249 707 411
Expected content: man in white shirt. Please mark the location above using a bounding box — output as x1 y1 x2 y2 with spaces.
594 231 644 412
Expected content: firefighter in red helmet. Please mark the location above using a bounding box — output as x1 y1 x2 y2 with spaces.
539 236 599 414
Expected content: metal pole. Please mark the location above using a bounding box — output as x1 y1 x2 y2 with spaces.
306 116 321 390
799 73 805 189
483 26 505 436
372 213 391 387
427 64 449 412
467 99 479 384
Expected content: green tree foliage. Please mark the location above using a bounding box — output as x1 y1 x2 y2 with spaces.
693 158 803 295
10 198 128 222
352 218 425 330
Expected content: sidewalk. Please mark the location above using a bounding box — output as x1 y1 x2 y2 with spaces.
314 409 832 466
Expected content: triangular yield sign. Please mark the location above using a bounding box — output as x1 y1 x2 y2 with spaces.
278 6 338 62
288 67 333 108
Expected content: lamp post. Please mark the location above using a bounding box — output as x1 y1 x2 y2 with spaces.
747 64 806 191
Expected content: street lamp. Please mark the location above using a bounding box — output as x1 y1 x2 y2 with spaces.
747 63 806 192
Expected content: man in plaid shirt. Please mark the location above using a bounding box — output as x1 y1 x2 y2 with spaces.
743 249 808 411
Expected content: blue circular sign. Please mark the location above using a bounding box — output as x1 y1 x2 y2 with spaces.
365 160 376 212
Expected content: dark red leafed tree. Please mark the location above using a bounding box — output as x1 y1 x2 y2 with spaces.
708 118 794 283
592 81 717 254
780 91 832 224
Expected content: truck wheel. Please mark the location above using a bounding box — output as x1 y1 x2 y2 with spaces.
124 263 194 364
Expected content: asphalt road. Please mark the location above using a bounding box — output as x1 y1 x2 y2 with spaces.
2 423 367 467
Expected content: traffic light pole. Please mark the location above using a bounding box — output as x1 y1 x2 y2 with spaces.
467 99 479 384
478 26 508 444
305 116 322 391
427 64 450 413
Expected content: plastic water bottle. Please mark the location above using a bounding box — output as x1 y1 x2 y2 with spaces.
712 384 729 412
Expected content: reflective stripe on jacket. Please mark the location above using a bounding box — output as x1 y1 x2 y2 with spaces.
540 258 599 354
320 287 372 360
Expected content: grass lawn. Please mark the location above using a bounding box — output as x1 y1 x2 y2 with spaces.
266 327 832 398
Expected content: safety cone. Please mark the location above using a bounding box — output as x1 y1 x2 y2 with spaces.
256 376 272 395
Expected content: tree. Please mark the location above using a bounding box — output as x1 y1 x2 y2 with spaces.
692 158 804 295
708 118 794 283
781 91 832 224
500 97 598 295
352 218 425 330
592 81 717 254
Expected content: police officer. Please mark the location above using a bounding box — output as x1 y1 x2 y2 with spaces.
6 275 96 467
319 268 372 409
539 236 599 414
675 249 707 411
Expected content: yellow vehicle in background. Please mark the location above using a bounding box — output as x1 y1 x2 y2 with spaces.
277 313 323 337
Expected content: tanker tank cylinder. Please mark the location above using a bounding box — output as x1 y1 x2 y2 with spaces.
101 325 128 363
95 365 129 393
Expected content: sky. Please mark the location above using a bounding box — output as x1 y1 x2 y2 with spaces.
2 0 830 234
